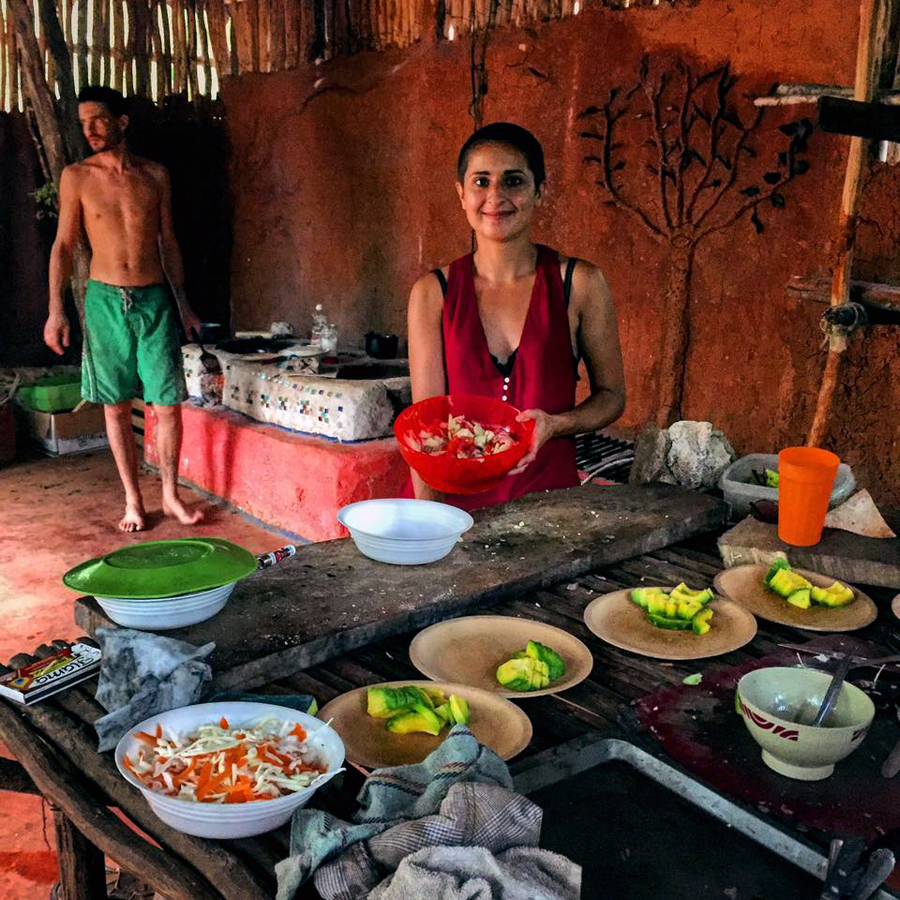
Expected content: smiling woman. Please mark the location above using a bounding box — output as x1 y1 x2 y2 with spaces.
404 122 627 511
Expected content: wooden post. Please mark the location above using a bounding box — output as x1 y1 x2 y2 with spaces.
197 0 213 92
10 0 68 177
76 0 88 88
807 0 892 447
7 0 20 108
37 0 83 160
0 701 222 900
204 0 233 79
11 0 90 330
51 806 108 900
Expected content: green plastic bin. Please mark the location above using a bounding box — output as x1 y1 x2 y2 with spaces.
17 374 83 413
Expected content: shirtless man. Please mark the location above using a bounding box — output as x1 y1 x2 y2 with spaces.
44 85 203 532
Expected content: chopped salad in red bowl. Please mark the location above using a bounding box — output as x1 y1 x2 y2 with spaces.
395 394 535 493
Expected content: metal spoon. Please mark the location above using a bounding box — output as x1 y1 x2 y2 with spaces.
812 655 855 726
777 645 900 727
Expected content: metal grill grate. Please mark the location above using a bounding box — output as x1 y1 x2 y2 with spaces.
575 432 634 484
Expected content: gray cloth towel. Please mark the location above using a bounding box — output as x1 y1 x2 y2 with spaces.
369 846 582 900
276 726 512 900
93 628 215 751
276 727 580 900
314 782 543 899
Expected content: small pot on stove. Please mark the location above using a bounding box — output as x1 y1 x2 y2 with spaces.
365 332 399 359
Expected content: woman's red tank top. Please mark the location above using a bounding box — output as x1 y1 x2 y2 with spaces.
405 244 579 511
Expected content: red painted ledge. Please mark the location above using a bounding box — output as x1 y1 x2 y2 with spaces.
144 403 408 541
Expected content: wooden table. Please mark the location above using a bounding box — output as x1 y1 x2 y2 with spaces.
2 526 897 899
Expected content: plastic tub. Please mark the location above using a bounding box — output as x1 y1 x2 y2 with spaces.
115 702 345 839
337 498 473 565
17 374 82 412
719 454 854 520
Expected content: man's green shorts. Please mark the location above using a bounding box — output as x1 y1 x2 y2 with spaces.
82 279 188 405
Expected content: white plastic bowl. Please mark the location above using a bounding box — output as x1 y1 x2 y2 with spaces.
337 499 474 565
115 701 345 839
95 582 237 630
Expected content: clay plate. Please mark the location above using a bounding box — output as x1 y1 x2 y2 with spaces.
583 589 757 660
714 565 877 632
409 615 593 698
318 680 533 769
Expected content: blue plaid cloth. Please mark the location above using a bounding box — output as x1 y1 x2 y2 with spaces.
275 726 522 900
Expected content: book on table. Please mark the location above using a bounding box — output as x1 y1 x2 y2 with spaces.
0 642 101 705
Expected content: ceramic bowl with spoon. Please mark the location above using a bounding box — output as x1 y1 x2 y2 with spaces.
736 666 875 781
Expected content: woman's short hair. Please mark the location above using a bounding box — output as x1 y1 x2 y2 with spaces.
456 123 546 192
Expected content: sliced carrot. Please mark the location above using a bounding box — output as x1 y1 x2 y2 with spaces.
206 772 230 794
195 761 214 800
290 724 307 741
219 717 230 730
135 731 157 745
170 759 196 787
268 747 292 767
155 723 162 738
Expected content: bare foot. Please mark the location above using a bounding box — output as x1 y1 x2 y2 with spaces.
119 501 146 533
162 494 204 526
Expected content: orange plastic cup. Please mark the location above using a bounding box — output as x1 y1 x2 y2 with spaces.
777 447 840 546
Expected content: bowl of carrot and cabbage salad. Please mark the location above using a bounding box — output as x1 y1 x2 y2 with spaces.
115 702 345 838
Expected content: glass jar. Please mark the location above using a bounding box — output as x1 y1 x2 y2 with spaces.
319 323 339 355
310 304 328 346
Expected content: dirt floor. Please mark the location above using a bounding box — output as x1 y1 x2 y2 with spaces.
0 449 283 899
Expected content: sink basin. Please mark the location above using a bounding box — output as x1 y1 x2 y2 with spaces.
513 737 897 900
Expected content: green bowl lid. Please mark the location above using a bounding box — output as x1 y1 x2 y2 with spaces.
62 538 257 600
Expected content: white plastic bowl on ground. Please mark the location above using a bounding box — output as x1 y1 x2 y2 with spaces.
115 701 345 839
337 499 474 565
95 582 237 630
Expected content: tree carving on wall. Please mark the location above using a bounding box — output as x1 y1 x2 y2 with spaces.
579 56 813 426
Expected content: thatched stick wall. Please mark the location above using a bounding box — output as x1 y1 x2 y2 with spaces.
1 0 682 111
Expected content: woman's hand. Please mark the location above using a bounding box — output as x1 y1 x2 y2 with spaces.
508 408 559 476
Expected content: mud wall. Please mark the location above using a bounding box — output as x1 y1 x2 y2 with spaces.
224 0 900 502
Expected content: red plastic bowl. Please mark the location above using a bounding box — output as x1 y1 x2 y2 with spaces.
395 394 535 494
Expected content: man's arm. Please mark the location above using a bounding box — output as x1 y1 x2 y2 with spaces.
156 167 201 339
45 166 81 355
407 272 448 501
510 262 626 473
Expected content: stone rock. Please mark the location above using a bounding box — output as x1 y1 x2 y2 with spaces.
629 424 672 484
665 421 736 490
